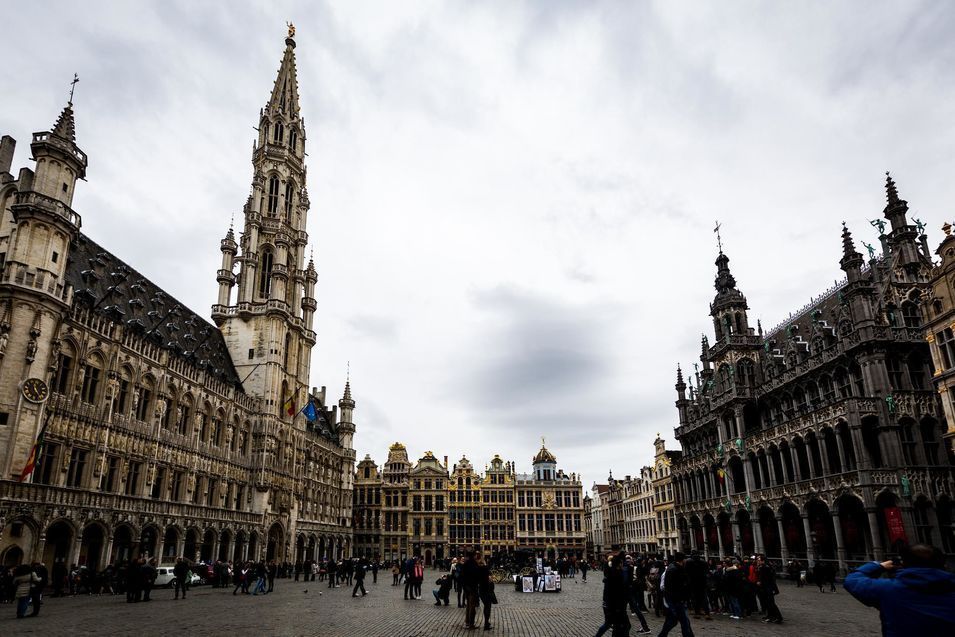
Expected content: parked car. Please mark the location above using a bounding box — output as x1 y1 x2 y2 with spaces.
154 565 202 588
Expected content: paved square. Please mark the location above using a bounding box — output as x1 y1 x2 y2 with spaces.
2 571 882 636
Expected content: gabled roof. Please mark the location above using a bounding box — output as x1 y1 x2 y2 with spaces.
66 233 241 387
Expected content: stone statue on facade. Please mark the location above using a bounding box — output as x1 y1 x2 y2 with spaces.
869 218 887 235
862 241 876 260
885 394 897 414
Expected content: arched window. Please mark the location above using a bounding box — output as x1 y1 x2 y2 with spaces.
258 249 274 298
283 332 291 369
289 128 298 153
901 302 921 328
273 121 284 144
267 175 280 215
285 181 294 222
80 354 103 404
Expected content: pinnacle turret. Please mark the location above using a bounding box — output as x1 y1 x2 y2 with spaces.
885 171 900 206
51 102 76 143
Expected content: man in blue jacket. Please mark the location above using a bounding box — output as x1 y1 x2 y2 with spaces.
844 543 955 636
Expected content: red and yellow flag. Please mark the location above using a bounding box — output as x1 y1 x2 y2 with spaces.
283 393 296 417
18 423 47 482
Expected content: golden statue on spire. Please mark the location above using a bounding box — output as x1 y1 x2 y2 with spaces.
287 21 296 38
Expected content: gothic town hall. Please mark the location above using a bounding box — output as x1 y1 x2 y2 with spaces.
0 33 357 570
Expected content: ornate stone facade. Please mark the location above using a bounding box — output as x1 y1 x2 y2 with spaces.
358 443 583 562
671 176 955 574
0 33 356 572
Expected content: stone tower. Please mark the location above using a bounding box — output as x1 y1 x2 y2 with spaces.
213 30 317 417
0 100 87 478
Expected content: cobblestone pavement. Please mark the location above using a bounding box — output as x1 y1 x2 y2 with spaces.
2 573 882 636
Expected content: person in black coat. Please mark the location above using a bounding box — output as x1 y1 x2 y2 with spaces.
29 562 48 616
173 558 190 599
595 552 632 637
352 559 367 597
658 552 694 637
433 574 453 605
756 556 783 624
141 559 157 601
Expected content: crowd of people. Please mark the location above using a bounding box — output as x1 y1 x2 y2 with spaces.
595 550 785 636
6 542 955 634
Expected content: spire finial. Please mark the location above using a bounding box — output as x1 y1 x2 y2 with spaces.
68 73 79 104
714 220 723 253
287 21 295 39
885 171 900 205
841 221 858 257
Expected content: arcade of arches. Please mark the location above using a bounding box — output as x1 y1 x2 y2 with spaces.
0 514 350 571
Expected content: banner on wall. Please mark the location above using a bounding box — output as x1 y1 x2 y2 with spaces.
884 506 907 546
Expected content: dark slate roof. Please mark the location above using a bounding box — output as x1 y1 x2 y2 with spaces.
308 395 338 441
66 233 242 388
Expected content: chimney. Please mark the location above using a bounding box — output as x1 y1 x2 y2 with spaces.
0 136 15 176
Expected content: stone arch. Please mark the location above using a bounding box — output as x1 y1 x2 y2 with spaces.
758 505 781 558
736 508 755 555
184 526 201 561
42 518 77 572
726 455 745 494
163 525 181 563
201 527 216 562
234 529 248 562
218 528 233 562
0 515 40 567
875 489 905 554
266 522 285 562
80 520 108 570
248 530 260 561
139 524 160 559
806 498 837 562
835 493 871 560
779 501 805 558
111 523 135 565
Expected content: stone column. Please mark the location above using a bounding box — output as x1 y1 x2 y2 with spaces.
753 516 765 555
802 515 814 567
176 534 185 561
818 436 832 476
866 508 884 561
743 457 757 492
731 519 741 556
776 515 789 563
716 525 725 559
157 533 167 565
69 534 83 568
34 534 47 564
831 511 847 576
790 447 803 482
834 430 849 471
689 525 697 551
757 457 769 490
104 537 115 568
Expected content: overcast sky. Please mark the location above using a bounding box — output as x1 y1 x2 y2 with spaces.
3 1 955 488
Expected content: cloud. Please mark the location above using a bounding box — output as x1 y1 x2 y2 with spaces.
2 0 953 487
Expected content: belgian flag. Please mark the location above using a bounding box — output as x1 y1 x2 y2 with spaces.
18 418 48 482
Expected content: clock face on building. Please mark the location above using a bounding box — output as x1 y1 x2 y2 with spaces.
22 378 49 404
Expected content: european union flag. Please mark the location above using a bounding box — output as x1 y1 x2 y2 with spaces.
302 399 317 422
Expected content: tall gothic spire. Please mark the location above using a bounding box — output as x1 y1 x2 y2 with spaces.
266 31 301 118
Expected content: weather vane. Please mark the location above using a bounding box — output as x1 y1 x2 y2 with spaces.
69 73 79 103
714 220 723 253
